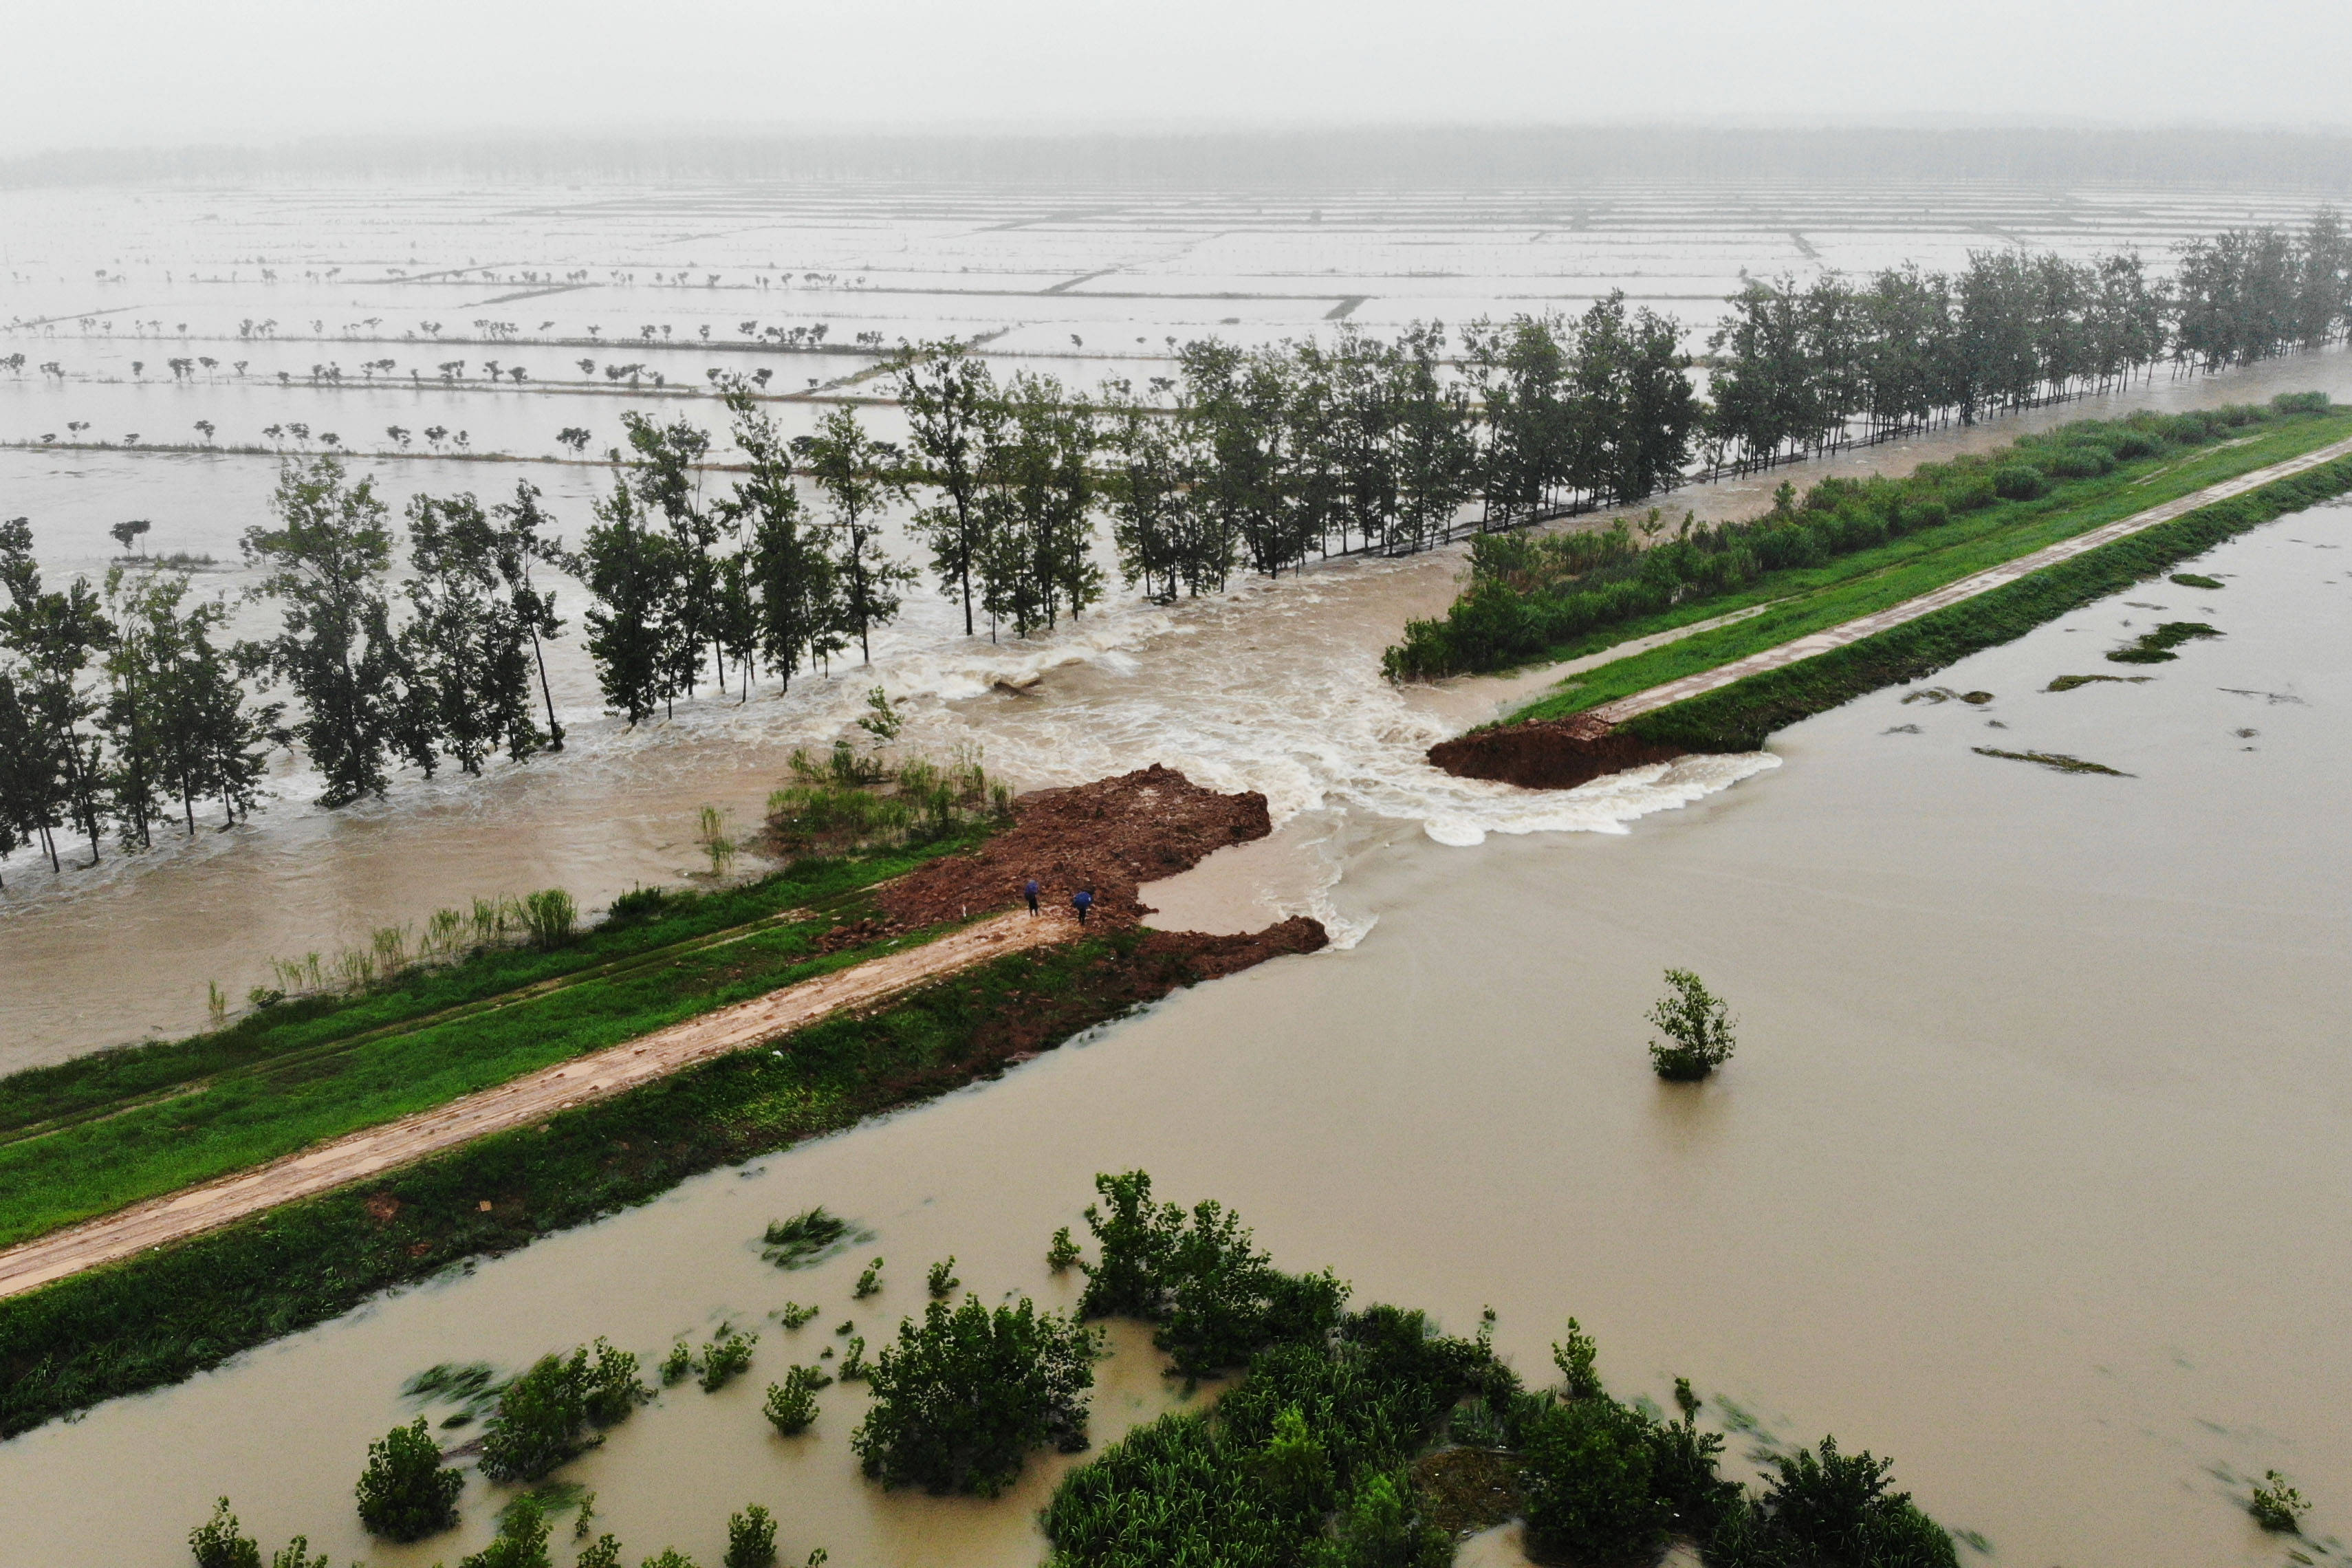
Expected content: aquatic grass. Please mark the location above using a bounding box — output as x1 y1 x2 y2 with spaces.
2170 572 2225 590
759 1207 863 1270
0 926 1247 1436
2045 674 2152 692
2106 620 2221 664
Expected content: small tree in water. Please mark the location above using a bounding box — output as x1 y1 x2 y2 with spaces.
1646 968 1736 1081
354 1417 464 1541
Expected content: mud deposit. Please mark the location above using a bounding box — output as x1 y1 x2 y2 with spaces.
1427 714 1689 790
875 763 1275 929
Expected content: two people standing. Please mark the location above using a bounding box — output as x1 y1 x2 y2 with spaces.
1022 876 1093 924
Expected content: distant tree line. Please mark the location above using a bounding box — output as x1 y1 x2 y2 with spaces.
1703 212 2352 471
6 219 2348 871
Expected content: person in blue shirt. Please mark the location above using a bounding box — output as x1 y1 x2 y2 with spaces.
1072 888 1093 925
1023 877 1041 915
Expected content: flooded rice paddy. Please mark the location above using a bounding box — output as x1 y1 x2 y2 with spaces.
4 182 2351 1566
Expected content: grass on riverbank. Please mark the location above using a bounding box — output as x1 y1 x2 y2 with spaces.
0 928 1270 1438
1477 403 2352 727
1623 455 2352 752
0 835 986 1252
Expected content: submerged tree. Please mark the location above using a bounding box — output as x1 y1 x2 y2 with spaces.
792 407 913 665
895 340 998 637
0 514 112 864
240 457 402 807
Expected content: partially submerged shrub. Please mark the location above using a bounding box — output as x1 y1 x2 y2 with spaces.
763 1365 832 1435
354 1417 464 1541
761 1206 862 1270
724 1503 778 1568
699 1324 759 1392
457 1496 552 1568
1521 1395 1671 1567
1646 968 1737 1080
927 1256 960 1298
519 888 577 950
2250 1470 2311 1533
773 1301 819 1330
189 1499 262 1568
479 1340 646 1483
1711 1436 1958 1567
853 1258 884 1298
1077 1169 1349 1378
851 1294 1100 1496
1046 1226 1081 1272
1327 1470 1450 1568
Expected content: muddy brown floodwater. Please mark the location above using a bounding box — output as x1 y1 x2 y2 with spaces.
2 488 2346 1567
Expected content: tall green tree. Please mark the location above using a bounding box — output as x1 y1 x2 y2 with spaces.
488 481 568 750
618 412 719 697
2 514 113 862
718 384 842 692
401 493 543 775
895 340 998 637
994 371 1103 635
239 458 404 807
793 407 913 665
1100 387 1190 603
574 477 684 726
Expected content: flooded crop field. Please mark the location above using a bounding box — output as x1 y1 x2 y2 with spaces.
4 177 2351 1567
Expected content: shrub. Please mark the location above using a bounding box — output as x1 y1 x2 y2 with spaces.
1553 1316 1602 1398
457 1496 552 1568
1646 968 1737 1080
2169 572 2223 590
1077 1169 1349 1378
2250 1470 2311 1532
1254 1404 1335 1514
1520 1395 1670 1567
2274 390 2332 415
1046 1226 1081 1272
1327 1471 1450 1568
1945 475 1998 512
763 1365 831 1435
853 1258 884 1298
2043 444 2114 479
519 889 576 949
2109 429 2160 459
479 1340 646 1483
661 1340 695 1386
1990 464 2047 501
1712 1436 1958 1568
354 1417 464 1541
603 886 668 927
724 1503 778 1568
576 1537 623 1568
927 1256 960 1298
190 1499 262 1568
1648 1380 1741 1535
851 1294 1100 1496
268 1540 329 1568
701 1324 759 1391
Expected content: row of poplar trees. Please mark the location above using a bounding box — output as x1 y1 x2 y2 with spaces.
1706 212 2352 468
0 469 568 875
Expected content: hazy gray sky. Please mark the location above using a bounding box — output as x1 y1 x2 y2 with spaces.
8 0 2350 151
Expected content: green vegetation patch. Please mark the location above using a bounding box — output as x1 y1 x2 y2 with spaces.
2106 620 2222 664
1972 748 2133 778
1619 454 2352 753
2046 674 2153 693
2170 573 2225 590
0 929 1252 1439
1392 398 2344 688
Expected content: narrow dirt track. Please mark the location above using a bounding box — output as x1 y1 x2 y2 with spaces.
0 911 1071 1300
1585 432 2352 724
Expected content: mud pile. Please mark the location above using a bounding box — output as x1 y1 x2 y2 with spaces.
876 763 1276 930
1426 713 1687 791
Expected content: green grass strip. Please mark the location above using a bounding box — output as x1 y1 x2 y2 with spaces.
0 929 1239 1439
0 836 986 1252
1623 455 2352 752
1501 413 2352 727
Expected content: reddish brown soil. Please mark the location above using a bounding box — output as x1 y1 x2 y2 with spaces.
1426 713 1687 791
875 763 1274 930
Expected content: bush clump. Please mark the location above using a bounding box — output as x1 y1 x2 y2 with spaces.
354 1416 464 1541
478 1340 647 1483
1646 968 1737 1081
1710 1437 1959 1567
2250 1470 2311 1533
1078 1169 1349 1379
851 1294 1100 1496
456 1496 552 1568
763 1364 831 1435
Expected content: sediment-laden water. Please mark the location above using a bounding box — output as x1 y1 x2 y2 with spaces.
6 182 2352 1567
3 489 2346 1568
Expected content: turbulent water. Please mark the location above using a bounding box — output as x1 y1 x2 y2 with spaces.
6 181 2352 1567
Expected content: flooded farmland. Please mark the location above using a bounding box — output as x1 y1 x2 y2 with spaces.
4 179 2351 1568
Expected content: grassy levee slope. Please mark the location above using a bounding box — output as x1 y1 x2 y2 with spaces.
1497 408 2352 728
1626 452 2352 751
0 928 1297 1439
0 836 983 1252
